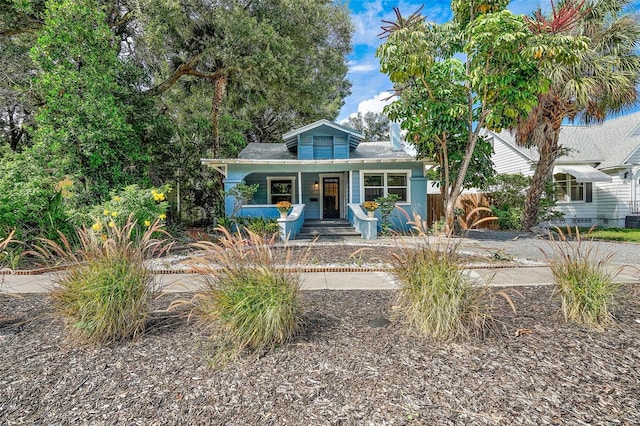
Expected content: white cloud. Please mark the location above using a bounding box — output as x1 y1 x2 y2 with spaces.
357 91 394 114
348 62 378 73
341 91 395 123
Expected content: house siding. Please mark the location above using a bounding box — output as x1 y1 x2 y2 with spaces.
491 136 534 176
297 126 352 160
595 172 631 227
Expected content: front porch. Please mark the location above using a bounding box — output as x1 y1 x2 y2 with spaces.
236 202 378 241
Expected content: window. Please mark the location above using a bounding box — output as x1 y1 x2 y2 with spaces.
554 173 584 202
268 177 295 204
362 171 409 202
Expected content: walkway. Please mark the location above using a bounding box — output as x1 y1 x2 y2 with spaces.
2 265 638 294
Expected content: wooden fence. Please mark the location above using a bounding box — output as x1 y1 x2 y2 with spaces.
426 193 495 229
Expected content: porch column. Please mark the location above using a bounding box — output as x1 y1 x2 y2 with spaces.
410 177 428 221
298 171 302 204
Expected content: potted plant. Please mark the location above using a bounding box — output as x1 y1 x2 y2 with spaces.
363 201 378 218
276 201 292 218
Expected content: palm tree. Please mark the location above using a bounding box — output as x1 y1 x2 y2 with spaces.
517 0 640 229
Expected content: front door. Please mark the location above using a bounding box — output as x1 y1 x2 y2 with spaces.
322 176 340 219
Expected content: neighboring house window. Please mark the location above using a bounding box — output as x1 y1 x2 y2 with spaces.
268 177 295 204
554 173 584 202
362 171 410 202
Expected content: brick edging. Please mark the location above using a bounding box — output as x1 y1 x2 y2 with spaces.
1 263 551 276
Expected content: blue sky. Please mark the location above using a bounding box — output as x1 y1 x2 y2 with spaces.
337 0 640 122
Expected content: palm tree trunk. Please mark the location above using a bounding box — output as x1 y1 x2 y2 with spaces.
522 139 557 229
211 73 227 158
520 94 565 229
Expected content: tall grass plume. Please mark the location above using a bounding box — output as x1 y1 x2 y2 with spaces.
36 216 172 345
391 215 490 340
187 227 307 363
543 226 620 330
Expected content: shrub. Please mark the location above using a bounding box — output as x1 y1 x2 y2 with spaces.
0 149 74 244
86 184 171 230
37 216 172 344
481 173 560 229
391 215 490 340
242 217 279 238
188 227 305 362
375 193 400 235
225 182 259 217
543 226 619 330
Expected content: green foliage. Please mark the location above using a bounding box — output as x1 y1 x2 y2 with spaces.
225 182 259 217
241 217 278 238
345 112 390 142
543 227 620 330
482 174 559 230
40 217 172 344
518 0 638 229
375 193 400 235
86 184 171 231
391 236 489 340
0 148 73 242
135 0 352 147
30 0 158 201
376 5 548 231
189 228 305 363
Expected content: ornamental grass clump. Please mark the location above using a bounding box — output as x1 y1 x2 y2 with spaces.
543 226 620 330
391 215 489 341
188 227 306 362
36 216 172 345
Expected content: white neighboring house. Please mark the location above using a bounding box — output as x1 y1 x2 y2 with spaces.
484 112 640 228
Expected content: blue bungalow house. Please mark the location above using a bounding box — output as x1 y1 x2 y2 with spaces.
202 120 431 240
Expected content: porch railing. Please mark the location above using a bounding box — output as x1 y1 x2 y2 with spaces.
277 204 305 241
347 203 377 240
631 200 640 215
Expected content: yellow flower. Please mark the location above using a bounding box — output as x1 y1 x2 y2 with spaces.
108 221 116 228
158 213 166 220
113 196 122 202
103 209 110 216
101 234 107 242
157 193 165 201
111 211 118 217
91 222 103 232
144 220 151 227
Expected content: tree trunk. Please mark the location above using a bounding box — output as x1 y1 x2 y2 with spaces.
520 94 566 230
211 73 227 158
522 138 558 229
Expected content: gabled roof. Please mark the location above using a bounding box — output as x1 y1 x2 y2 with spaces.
282 119 364 152
487 111 640 170
237 142 415 161
489 129 539 162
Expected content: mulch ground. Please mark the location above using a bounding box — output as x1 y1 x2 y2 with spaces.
2 284 639 425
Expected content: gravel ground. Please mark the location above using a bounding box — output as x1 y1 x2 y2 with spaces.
2 285 640 425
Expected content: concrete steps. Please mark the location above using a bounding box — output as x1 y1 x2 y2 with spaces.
297 219 360 240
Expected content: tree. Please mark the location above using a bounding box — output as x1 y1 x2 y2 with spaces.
133 0 352 155
0 0 47 152
29 0 163 201
376 2 555 233
345 112 390 141
518 0 640 229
